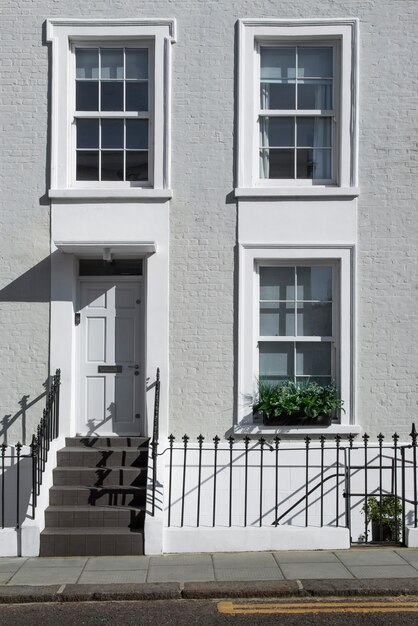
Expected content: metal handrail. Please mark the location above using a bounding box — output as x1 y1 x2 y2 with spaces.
150 368 160 516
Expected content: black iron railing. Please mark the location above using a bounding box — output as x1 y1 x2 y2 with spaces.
150 368 160 516
162 425 418 544
1 369 61 529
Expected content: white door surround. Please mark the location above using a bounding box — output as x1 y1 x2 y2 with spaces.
77 278 144 436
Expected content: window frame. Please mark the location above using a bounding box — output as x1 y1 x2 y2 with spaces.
46 18 176 199
256 260 340 389
238 245 355 431
236 18 359 197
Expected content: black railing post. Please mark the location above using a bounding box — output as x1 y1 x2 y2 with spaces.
243 436 250 527
410 423 417 528
180 435 189 528
259 437 265 527
304 436 311 527
401 446 406 544
151 368 160 517
15 442 22 530
345 434 355 539
378 433 384 541
320 435 325 527
393 432 399 541
167 434 174 528
274 436 280 527
335 434 341 527
363 433 369 542
196 435 204 528
30 435 37 519
212 436 220 527
228 436 234 528
55 369 61 438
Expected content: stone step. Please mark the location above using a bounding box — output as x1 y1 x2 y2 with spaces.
49 485 146 507
44 504 145 529
57 447 148 468
52 466 147 487
39 527 144 557
65 436 149 449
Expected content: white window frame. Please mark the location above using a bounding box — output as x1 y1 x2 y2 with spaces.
46 19 176 199
238 245 356 433
236 18 359 198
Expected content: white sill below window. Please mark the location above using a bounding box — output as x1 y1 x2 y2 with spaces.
49 188 173 200
234 423 361 437
235 187 360 198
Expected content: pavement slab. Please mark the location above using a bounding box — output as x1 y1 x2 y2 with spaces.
212 552 278 568
147 564 215 583
274 551 341 564
149 555 212 566
214 567 283 581
347 565 418 578
0 559 27 573
335 549 407 566
77 570 147 584
280 562 353 580
8 566 83 586
83 556 149 571
23 557 87 568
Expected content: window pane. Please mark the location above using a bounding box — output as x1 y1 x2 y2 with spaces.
76 49 99 79
261 149 294 179
101 119 124 149
297 118 332 147
261 47 296 80
260 267 295 300
260 81 295 110
260 303 295 336
76 151 99 180
297 266 333 301
126 49 148 79
297 303 332 336
296 343 331 376
101 49 124 79
76 81 98 111
101 151 124 181
101 82 124 111
296 376 331 387
260 117 294 147
126 120 148 149
298 80 332 109
126 82 148 112
259 342 294 383
297 47 333 78
296 149 331 179
76 119 99 149
126 151 148 181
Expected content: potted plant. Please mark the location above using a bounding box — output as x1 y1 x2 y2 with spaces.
362 494 402 542
253 379 344 426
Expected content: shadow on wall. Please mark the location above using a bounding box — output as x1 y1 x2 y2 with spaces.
0 255 52 444
0 451 33 528
1 386 48 446
0 256 50 303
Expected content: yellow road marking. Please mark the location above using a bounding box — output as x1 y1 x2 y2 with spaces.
217 600 418 615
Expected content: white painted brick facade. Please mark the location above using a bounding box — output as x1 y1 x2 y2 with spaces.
0 1 416 441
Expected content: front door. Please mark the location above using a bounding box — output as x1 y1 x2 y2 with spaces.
78 279 143 435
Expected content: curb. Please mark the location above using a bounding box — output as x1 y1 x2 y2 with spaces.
1 578 418 604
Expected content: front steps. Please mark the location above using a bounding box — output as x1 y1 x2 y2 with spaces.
40 437 149 557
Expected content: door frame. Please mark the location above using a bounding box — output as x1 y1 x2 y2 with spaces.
76 275 145 436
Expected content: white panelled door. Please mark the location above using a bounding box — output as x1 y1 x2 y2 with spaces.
78 280 143 435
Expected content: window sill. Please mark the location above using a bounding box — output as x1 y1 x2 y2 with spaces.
234 423 361 437
49 188 173 201
235 187 360 199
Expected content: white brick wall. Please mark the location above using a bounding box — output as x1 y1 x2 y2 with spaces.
0 1 417 441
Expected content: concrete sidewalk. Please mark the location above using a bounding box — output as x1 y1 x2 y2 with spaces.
1 548 418 603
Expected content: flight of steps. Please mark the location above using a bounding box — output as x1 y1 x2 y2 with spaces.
40 436 149 557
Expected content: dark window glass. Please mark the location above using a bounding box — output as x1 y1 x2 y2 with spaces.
126 49 148 79
101 82 124 111
126 152 148 181
126 120 148 149
126 82 148 112
260 82 295 110
102 119 124 149
77 151 99 180
266 149 294 178
101 151 124 181
76 81 99 111
76 119 99 149
79 259 143 276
